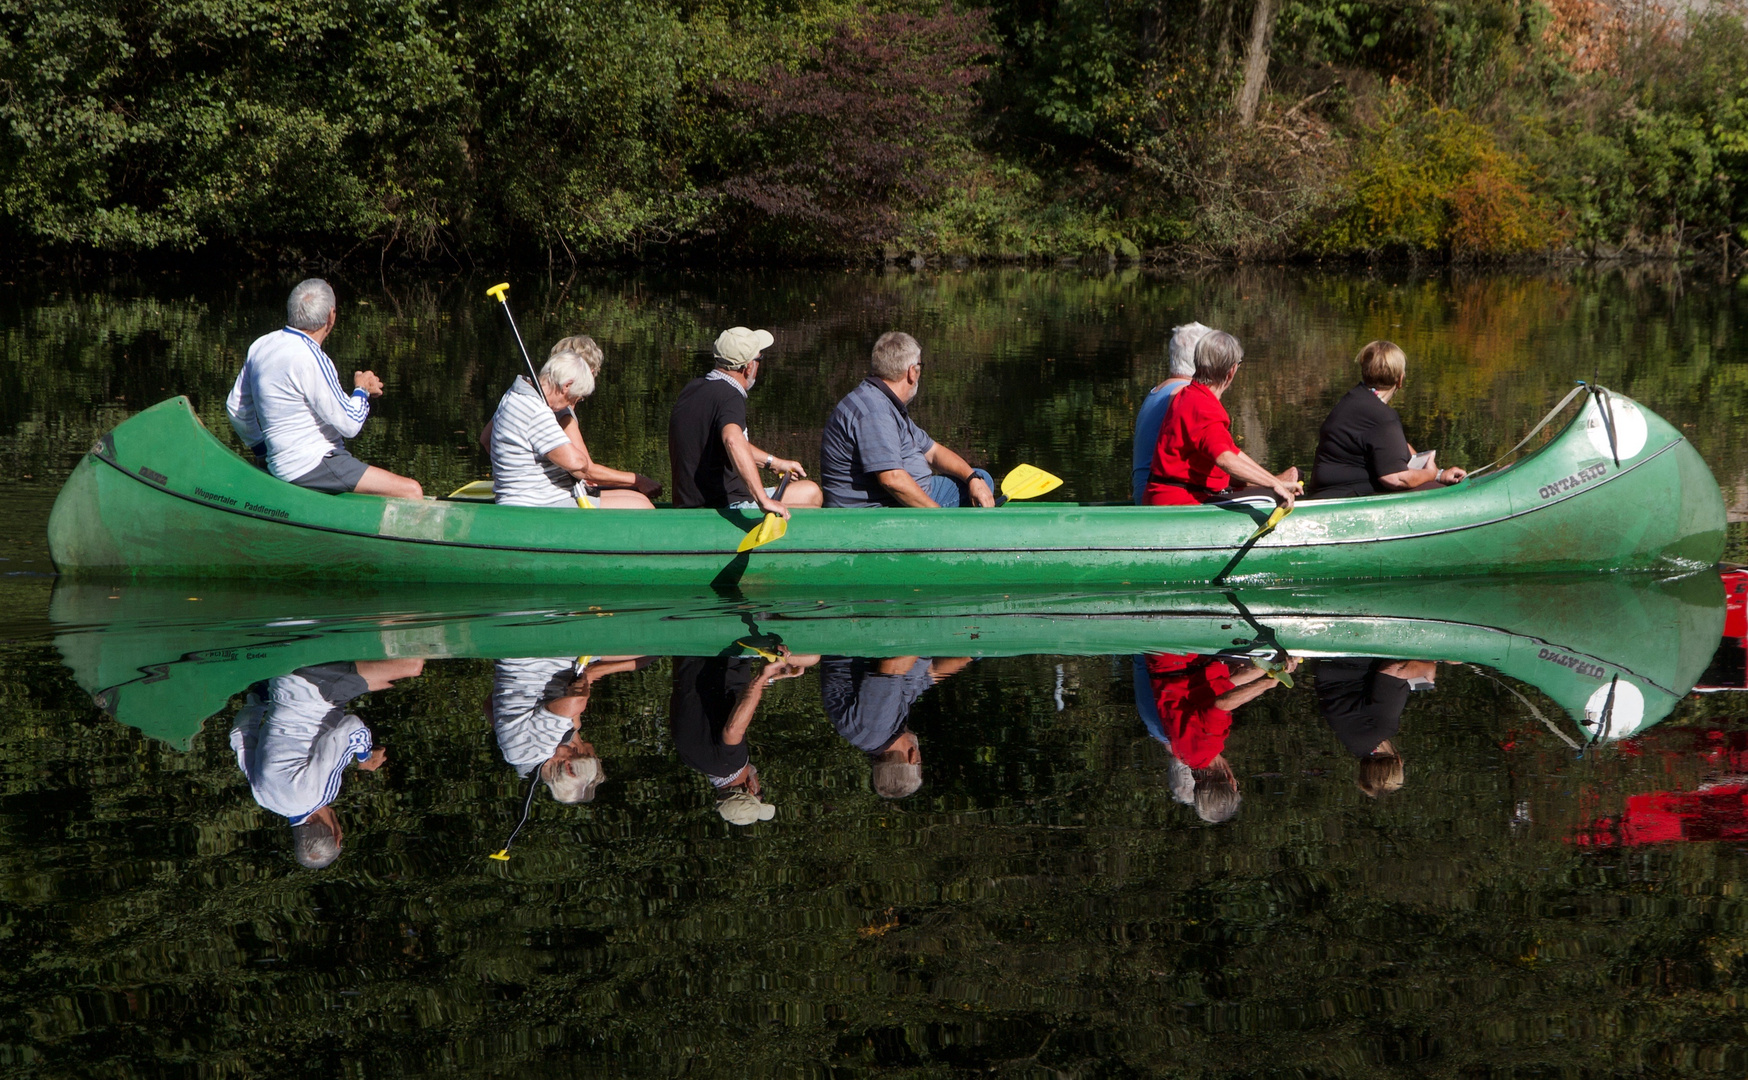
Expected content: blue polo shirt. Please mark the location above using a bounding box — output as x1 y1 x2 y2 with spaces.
820 378 936 508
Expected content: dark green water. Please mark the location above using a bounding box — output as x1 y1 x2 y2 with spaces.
2 267 1747 1077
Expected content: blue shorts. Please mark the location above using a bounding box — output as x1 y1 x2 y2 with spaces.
730 485 780 511
921 468 994 508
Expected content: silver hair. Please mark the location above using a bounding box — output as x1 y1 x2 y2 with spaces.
542 755 604 804
286 278 337 331
1193 331 1245 386
540 351 596 400
870 330 922 381
1168 322 1215 378
292 818 342 869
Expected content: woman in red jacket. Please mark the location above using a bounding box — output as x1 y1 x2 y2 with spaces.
1142 331 1299 509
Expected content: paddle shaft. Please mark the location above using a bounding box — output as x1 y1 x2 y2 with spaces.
488 286 543 393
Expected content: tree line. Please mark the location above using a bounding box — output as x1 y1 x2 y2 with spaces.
3 0 1746 265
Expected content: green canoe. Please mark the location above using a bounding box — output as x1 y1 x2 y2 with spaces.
51 571 1724 748
47 388 1724 585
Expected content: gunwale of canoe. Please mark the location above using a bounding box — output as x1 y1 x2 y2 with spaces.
46 390 1726 584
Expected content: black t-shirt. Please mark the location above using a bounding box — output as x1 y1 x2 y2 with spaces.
668 656 753 781
1310 384 1413 498
1314 657 1411 757
669 374 751 508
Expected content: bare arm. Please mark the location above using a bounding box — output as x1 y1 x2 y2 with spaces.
722 423 791 518
875 469 938 508
923 444 995 507
1213 450 1297 509
1213 657 1298 709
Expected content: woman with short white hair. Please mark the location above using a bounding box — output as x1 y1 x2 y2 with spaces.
487 335 660 509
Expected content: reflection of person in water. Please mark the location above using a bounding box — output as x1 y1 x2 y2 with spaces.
487 656 648 802
669 650 818 824
820 656 972 799
230 659 424 869
1314 657 1437 797
1143 652 1297 823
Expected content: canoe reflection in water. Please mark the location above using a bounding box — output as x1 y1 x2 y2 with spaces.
670 650 819 825
819 656 973 799
229 659 422 868
486 656 650 802
1314 658 1441 798
1134 652 1297 822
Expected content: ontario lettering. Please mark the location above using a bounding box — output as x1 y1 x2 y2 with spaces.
1538 647 1607 678
244 502 291 520
1538 463 1607 501
193 486 237 506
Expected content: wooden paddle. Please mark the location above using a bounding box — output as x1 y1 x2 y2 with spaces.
737 472 795 553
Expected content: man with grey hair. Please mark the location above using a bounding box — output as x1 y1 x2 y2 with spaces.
487 655 648 803
226 278 422 498
820 654 971 800
819 331 995 508
668 326 823 516
229 658 423 869
1132 321 1214 504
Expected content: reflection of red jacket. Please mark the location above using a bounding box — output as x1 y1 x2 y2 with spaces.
1147 653 1236 769
1576 783 1748 846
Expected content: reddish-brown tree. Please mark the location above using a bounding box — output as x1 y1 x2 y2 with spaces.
713 7 994 251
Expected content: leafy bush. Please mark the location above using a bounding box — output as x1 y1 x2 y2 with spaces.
1316 86 1562 257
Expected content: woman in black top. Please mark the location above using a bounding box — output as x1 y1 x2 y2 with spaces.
1309 341 1467 498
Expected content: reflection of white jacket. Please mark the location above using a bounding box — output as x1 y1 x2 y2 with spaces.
226 327 372 480
492 658 581 777
230 670 373 825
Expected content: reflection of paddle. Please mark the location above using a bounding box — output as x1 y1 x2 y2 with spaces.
736 472 795 553
1211 502 1293 585
999 464 1063 502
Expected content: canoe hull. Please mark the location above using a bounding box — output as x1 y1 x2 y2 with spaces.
48 393 1726 585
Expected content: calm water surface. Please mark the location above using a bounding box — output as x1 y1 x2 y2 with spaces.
1 266 1747 1077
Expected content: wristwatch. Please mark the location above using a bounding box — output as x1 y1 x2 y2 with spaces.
762 454 773 470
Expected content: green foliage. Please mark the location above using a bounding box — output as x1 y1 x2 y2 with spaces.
1317 86 1561 257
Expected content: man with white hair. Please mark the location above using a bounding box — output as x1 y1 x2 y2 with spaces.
1131 322 1214 504
229 659 423 869
819 331 995 508
668 326 823 517
226 278 422 498
820 655 971 800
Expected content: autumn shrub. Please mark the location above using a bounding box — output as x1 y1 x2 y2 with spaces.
1316 87 1562 258
708 7 994 254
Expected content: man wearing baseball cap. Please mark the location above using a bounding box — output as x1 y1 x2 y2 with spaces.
668 327 823 516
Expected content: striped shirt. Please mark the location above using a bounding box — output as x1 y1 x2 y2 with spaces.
490 657 582 776
489 377 579 508
227 327 373 481
228 665 375 825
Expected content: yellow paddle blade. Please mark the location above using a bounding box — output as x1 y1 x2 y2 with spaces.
447 479 495 499
489 849 511 861
735 511 788 553
486 282 510 302
1244 503 1292 543
1000 464 1063 501
736 639 783 662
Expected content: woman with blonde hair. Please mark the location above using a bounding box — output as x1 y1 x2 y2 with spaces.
485 334 662 509
1309 340 1466 498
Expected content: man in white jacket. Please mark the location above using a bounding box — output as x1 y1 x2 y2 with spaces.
226 278 423 498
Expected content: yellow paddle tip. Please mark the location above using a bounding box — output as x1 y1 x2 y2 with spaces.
486 282 510 301
735 512 787 552
999 464 1064 501
489 849 511 861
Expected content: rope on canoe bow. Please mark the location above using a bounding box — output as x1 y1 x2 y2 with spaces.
1464 663 1582 751
1467 383 1590 478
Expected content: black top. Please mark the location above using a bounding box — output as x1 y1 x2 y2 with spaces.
1314 657 1410 757
1310 384 1412 498
668 656 753 781
668 375 751 508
